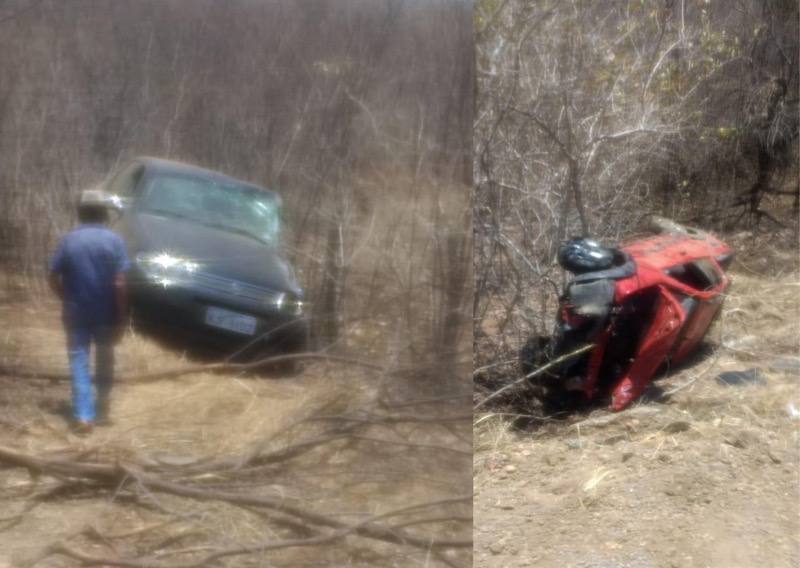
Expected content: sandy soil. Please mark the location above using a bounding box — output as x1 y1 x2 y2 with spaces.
0 296 472 567
474 258 800 567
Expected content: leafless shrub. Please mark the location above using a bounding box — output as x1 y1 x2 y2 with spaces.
473 0 799 407
0 0 473 362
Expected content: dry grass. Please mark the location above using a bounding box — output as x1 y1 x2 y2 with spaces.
473 414 516 456
0 221 473 568
719 271 800 361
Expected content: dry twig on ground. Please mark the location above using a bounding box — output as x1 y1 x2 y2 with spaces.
0 391 472 567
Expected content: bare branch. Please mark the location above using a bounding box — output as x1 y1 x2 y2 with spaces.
474 343 594 411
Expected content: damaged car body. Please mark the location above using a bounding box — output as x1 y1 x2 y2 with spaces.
102 157 308 358
521 218 732 412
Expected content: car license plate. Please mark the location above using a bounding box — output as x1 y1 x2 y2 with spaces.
205 306 257 336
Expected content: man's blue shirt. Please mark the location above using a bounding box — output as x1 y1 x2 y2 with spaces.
49 224 129 327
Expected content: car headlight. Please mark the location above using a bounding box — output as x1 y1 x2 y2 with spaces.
288 297 306 316
273 292 306 316
135 252 200 287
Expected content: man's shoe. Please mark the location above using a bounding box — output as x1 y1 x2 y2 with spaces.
96 398 111 425
73 419 94 435
95 416 114 427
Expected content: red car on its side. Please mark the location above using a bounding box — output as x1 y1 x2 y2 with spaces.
521 218 732 412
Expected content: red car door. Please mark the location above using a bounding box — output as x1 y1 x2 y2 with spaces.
610 285 686 410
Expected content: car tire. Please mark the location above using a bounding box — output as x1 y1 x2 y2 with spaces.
649 216 709 239
520 335 551 376
257 333 309 376
273 357 303 376
558 238 616 274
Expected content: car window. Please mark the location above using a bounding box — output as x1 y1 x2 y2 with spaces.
665 258 722 290
140 173 281 244
107 163 144 198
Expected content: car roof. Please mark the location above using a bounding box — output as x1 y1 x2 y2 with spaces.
621 232 730 271
132 156 276 197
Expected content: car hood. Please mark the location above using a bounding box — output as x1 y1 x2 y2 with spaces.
131 213 303 296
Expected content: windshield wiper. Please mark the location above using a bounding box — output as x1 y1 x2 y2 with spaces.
201 222 271 244
145 209 193 221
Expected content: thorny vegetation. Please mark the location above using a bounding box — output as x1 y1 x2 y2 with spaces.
473 0 799 410
0 1 473 566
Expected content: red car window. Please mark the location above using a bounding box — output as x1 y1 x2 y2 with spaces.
665 258 722 291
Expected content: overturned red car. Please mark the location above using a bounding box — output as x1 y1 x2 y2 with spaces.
521 218 732 412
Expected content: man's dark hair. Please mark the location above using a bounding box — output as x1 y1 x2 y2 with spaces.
78 205 109 224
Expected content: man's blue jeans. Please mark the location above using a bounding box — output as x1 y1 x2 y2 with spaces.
66 325 114 421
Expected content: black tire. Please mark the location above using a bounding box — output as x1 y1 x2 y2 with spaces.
649 216 709 239
558 238 615 274
252 338 308 376
520 335 551 376
541 389 588 416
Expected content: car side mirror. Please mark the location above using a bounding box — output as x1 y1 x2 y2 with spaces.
107 194 130 211
106 195 129 226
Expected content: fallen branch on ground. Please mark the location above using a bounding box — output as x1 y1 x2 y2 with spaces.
0 444 471 566
473 344 595 410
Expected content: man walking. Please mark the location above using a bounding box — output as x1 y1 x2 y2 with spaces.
48 190 129 433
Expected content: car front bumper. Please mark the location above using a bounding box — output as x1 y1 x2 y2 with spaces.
129 273 309 352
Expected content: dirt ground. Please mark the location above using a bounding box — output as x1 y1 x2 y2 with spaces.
474 242 800 567
0 293 472 567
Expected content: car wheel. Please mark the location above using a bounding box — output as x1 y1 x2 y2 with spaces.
272 357 303 376
520 335 551 376
541 389 586 416
253 333 309 376
649 216 709 239
557 238 616 273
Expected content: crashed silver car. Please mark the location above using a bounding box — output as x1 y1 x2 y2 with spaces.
102 157 308 358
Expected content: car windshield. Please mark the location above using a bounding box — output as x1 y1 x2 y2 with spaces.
140 173 280 244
